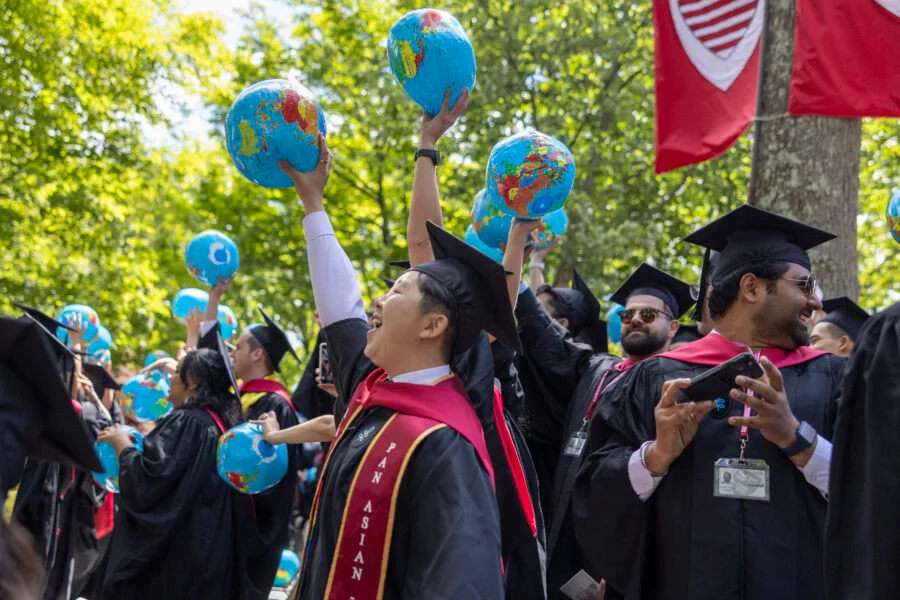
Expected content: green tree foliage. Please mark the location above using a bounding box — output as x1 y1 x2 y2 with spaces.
1 0 896 376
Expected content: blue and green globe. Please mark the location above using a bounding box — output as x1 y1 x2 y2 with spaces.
388 9 476 116
471 188 515 250
120 374 172 422
92 425 144 493
185 230 240 287
225 79 327 189
274 549 301 587
486 130 576 219
531 208 569 250
172 288 209 324
217 422 289 495
888 190 900 244
464 224 504 263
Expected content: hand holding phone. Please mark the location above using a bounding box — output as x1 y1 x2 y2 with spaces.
318 343 333 385
680 353 764 403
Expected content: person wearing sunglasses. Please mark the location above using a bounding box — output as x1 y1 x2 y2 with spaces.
610 263 696 366
575 205 846 600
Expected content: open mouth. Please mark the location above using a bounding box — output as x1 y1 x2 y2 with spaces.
799 308 813 321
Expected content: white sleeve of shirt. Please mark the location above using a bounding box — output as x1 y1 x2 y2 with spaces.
518 280 529 295
628 448 664 501
302 210 367 327
799 435 832 499
199 320 217 336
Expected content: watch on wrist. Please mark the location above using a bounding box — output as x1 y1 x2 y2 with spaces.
782 421 817 457
415 148 441 166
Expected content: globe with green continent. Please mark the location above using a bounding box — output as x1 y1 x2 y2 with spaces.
225 79 327 189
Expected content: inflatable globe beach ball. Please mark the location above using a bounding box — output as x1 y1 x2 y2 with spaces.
144 350 171 369
217 304 239 341
86 325 112 357
56 304 101 344
464 224 504 263
172 288 210 324
225 79 327 189
185 230 240 287
274 549 301 587
606 303 624 346
888 190 900 244
531 208 569 250
91 349 112 368
92 425 144 493
471 188 515 249
217 422 289 495
120 373 172 422
486 130 576 219
387 9 476 117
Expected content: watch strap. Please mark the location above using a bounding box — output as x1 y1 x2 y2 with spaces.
415 148 440 166
782 421 816 457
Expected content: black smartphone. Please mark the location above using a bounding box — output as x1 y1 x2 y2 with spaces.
680 352 764 403
318 343 333 385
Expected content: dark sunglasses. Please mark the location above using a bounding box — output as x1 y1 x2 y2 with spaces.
779 273 817 297
617 308 674 325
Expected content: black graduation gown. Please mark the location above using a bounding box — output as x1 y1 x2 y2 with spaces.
573 344 845 600
514 287 622 598
12 397 115 600
232 389 300 599
100 408 250 600
297 317 504 599
825 302 900 600
291 329 335 421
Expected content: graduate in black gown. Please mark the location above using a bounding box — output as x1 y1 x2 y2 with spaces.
281 134 506 599
402 90 547 600
203 280 303 594
573 205 846 600
0 313 102 600
98 338 251 600
825 301 900 600
809 296 870 357
511 257 693 599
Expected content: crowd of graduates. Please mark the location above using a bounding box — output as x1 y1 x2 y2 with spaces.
1 94 897 600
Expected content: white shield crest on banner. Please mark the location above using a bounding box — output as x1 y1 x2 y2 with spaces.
875 0 900 17
669 0 765 92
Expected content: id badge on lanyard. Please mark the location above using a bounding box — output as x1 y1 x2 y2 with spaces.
713 349 770 501
564 370 616 458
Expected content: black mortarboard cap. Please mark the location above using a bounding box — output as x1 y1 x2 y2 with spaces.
684 204 836 280
389 260 411 269
410 221 520 355
82 362 122 397
610 263 695 318
0 317 101 472
672 323 703 345
565 269 608 353
12 303 79 390
248 306 300 372
820 297 870 342
13 302 73 334
197 324 241 399
381 276 396 289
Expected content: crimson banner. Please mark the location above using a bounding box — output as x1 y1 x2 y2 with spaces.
789 0 900 117
654 0 763 173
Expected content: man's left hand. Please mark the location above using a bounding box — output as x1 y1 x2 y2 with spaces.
728 356 800 450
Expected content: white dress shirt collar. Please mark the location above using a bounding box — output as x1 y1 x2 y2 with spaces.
390 365 452 385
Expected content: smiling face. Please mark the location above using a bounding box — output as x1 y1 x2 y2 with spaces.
230 330 267 381
757 264 822 349
168 361 197 408
365 271 452 374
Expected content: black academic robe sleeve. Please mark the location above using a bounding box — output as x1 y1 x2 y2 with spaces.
322 317 378 421
396 427 505 599
103 409 248 599
826 302 900 600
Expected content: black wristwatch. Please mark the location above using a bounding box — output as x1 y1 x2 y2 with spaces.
415 148 440 166
782 421 817 457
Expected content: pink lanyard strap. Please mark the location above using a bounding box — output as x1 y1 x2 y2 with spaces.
581 370 620 427
738 348 762 459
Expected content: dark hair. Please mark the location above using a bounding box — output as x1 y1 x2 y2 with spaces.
0 519 43 600
535 285 585 337
245 333 274 374
179 349 243 429
417 273 458 358
707 261 790 320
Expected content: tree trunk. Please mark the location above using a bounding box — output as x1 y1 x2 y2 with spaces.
748 0 862 300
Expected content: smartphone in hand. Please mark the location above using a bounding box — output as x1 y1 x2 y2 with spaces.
680 352 764 403
318 343 333 385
